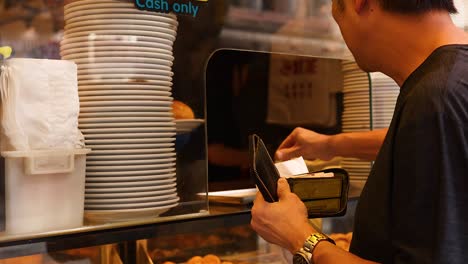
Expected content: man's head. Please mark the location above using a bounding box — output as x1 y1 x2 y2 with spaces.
332 0 459 73
334 0 457 14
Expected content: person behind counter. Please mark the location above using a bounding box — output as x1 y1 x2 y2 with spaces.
251 0 468 263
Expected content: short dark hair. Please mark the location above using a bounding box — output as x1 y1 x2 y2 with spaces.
335 0 458 14
378 0 458 14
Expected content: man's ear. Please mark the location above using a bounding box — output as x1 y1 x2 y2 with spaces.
353 0 369 14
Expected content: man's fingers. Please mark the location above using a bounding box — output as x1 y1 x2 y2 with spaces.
277 178 291 198
276 146 301 161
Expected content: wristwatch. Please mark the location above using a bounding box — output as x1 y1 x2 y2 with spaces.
293 233 335 264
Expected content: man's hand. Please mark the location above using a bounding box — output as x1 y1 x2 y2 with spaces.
276 127 333 162
251 178 316 253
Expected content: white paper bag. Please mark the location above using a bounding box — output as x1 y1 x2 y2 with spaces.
0 58 84 151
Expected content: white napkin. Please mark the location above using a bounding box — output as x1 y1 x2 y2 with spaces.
0 58 84 151
275 156 334 178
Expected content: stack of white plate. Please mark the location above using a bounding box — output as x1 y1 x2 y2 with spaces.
369 72 399 129
451 0 467 28
61 0 179 223
341 60 373 183
341 61 400 183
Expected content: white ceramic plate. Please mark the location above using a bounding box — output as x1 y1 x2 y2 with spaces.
86 179 176 189
79 112 172 118
86 178 176 188
85 192 178 204
80 100 172 107
87 162 176 172
84 132 176 139
85 193 178 205
86 157 176 166
85 168 176 177
64 18 177 31
85 197 178 208
78 112 174 119
343 85 370 94
65 50 174 61
70 57 173 67
80 116 173 123
80 95 173 102
61 40 173 52
85 138 175 145
85 174 176 183
66 12 176 24
343 106 371 111
60 46 173 59
77 67 173 76
79 74 172 82
343 88 369 93
78 65 174 76
61 35 174 48
85 197 180 210
80 106 172 112
90 148 175 156
79 90 171 97
77 62 171 71
64 24 176 36
87 152 176 161
79 84 172 92
342 116 370 121
175 119 205 133
79 122 174 129
85 181 176 193
86 143 175 150
79 79 172 87
64 31 176 44
343 96 370 100
81 127 175 134
64 46 172 57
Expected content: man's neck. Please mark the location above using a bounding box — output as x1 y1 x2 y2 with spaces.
371 11 468 86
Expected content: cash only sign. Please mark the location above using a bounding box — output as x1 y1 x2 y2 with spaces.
134 0 207 17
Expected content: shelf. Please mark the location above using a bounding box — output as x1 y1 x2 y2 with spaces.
0 205 251 259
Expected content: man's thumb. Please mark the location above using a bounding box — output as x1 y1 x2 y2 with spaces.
277 178 291 198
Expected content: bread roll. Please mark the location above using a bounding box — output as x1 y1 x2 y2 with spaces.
172 100 195 119
187 256 203 264
202 254 221 264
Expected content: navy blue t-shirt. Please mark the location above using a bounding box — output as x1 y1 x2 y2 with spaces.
350 45 468 263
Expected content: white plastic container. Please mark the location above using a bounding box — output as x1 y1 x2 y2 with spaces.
1 148 90 235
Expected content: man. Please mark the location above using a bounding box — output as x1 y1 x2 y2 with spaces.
250 0 468 263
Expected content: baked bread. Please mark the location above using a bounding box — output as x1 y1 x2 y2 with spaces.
172 100 195 119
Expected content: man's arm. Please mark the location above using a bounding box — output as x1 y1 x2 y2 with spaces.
251 178 379 264
312 241 378 264
276 128 387 162
328 129 387 161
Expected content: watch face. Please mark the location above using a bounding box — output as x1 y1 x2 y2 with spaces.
293 253 310 264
